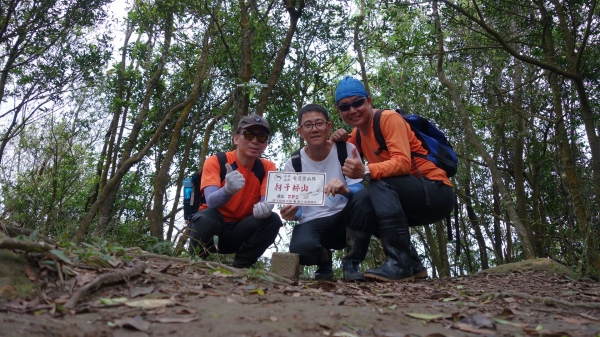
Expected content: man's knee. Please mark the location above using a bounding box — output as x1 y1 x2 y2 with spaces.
289 238 322 265
261 213 283 235
188 209 223 242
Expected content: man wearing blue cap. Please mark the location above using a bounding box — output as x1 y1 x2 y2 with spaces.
331 76 455 282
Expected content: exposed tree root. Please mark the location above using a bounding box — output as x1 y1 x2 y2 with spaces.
0 223 56 245
480 291 600 309
0 235 55 252
65 260 147 309
136 252 295 285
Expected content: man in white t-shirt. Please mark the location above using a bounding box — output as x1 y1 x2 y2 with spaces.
280 104 376 281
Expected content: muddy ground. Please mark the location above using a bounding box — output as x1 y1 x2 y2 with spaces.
1 251 599 337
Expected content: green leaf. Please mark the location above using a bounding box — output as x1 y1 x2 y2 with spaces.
50 250 72 264
493 318 525 328
100 298 114 305
29 230 39 242
258 274 274 282
250 289 265 295
210 268 233 275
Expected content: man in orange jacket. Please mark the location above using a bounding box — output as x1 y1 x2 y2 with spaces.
331 77 455 282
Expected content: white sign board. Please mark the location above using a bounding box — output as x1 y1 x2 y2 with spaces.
265 171 326 206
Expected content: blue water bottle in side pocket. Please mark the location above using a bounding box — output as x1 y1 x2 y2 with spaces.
183 178 193 221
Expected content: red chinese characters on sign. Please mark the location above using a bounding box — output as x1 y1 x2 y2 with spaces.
266 172 326 206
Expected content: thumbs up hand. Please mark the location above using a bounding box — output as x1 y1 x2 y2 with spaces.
342 145 364 179
224 163 245 195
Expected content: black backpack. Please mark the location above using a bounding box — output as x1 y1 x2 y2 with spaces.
183 153 265 220
290 141 348 173
355 109 460 256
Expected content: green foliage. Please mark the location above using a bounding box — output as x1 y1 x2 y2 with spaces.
0 0 599 279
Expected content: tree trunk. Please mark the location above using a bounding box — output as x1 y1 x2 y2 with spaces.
435 221 451 277
511 56 534 254
538 1 600 273
254 0 305 115
93 12 174 237
149 12 215 240
353 0 370 96
492 185 504 264
433 1 535 259
172 114 225 255
464 160 489 270
424 224 448 277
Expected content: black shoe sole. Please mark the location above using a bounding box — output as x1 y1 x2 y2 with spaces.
314 274 334 280
413 270 428 279
364 273 414 282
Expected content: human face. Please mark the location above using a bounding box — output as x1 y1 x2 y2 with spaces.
234 125 269 159
297 111 332 146
337 96 372 129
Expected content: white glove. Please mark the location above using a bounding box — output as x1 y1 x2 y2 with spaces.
253 201 272 219
224 163 245 195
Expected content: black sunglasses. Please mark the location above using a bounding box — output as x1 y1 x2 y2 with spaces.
239 130 268 143
337 97 366 112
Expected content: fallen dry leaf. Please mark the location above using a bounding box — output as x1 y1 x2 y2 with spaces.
406 312 451 321
113 316 150 332
453 322 496 335
580 313 600 321
76 272 97 287
24 264 37 281
130 286 154 298
175 308 197 314
460 313 494 329
556 315 590 325
153 315 200 323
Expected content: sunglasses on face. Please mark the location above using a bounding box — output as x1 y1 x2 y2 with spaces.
337 97 366 112
239 130 268 143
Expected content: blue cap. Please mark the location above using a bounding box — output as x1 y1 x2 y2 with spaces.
335 76 368 105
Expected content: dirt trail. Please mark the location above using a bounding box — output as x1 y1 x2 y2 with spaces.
1 253 599 337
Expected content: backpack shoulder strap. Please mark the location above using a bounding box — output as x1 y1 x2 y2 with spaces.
335 141 347 168
355 131 362 155
291 148 302 172
252 158 265 182
216 152 227 182
373 109 386 155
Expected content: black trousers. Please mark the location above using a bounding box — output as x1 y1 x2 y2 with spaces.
188 208 282 264
367 175 455 233
288 189 376 266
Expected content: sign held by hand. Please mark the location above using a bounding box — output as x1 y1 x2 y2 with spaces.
265 171 326 206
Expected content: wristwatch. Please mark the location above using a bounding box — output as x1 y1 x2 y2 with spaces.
363 165 371 182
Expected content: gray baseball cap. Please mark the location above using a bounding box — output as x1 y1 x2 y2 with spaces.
237 114 270 134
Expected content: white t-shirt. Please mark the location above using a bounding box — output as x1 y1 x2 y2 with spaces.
283 142 363 223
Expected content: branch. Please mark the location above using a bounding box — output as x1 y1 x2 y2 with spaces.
441 0 580 80
65 260 147 309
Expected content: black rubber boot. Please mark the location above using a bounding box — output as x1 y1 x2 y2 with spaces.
314 248 333 280
410 242 428 279
232 243 260 269
342 228 370 282
364 215 414 282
